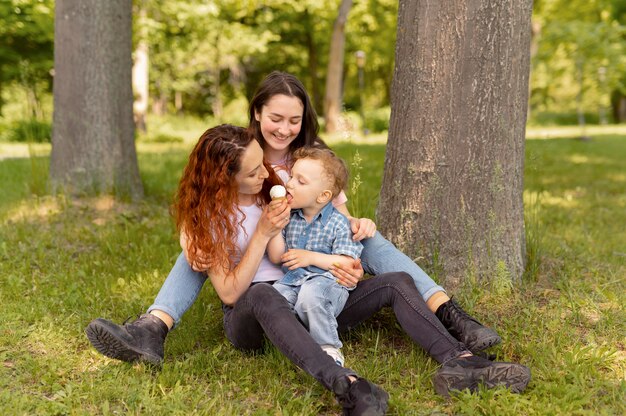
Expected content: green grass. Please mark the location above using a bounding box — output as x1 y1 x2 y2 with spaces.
1 128 624 415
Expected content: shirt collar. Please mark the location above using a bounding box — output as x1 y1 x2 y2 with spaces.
294 202 335 225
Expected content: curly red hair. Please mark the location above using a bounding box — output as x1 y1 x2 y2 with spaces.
173 124 281 272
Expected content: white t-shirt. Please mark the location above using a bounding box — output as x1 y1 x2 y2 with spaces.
235 203 284 283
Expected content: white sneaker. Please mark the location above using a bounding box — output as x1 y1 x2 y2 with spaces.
321 345 345 367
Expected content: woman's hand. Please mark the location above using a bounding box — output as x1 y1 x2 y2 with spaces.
329 258 364 288
349 217 377 241
257 199 291 238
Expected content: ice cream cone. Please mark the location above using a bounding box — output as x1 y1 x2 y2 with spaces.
270 185 287 201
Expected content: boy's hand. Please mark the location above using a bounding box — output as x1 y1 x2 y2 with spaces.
349 217 377 241
281 249 314 270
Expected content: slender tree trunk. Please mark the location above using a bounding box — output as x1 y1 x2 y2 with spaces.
0 78 4 115
174 90 183 114
132 3 149 134
378 67 392 104
611 90 626 123
152 80 167 115
378 0 532 287
212 32 223 122
50 0 143 199
323 0 352 133
597 67 608 125
304 8 322 114
576 57 590 140
26 86 43 119
619 96 626 122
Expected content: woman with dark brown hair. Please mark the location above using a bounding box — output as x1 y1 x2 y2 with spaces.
86 75 531 414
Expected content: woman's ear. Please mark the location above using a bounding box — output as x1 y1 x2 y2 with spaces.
254 109 261 122
316 190 333 205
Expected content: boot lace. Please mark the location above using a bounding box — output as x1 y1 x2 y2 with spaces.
122 315 140 326
446 298 480 324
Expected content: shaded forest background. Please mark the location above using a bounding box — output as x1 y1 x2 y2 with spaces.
1 0 625 144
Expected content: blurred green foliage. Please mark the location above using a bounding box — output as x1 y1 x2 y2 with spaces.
0 0 53 112
1 118 51 143
364 107 391 133
0 0 624 136
530 0 626 124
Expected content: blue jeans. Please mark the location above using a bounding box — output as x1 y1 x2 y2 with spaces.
361 232 445 302
150 255 468 391
221 276 467 392
148 253 207 327
274 277 349 349
149 231 445 327
221 283 357 391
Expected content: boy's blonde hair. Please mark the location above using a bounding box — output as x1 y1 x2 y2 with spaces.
292 147 348 198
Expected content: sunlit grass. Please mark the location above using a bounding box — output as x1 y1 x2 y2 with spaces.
1 127 624 414
526 124 626 139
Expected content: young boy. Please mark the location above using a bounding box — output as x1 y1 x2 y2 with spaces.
267 147 361 367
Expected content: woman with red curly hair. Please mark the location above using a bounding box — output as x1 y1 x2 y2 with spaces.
87 124 389 414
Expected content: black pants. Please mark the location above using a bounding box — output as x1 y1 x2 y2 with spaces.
222 272 468 391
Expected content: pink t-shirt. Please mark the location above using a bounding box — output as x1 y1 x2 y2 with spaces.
235 203 284 283
270 158 348 208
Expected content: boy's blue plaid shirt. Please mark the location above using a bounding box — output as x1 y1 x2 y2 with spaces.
277 202 362 287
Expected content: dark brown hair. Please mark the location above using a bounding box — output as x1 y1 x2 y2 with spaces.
248 71 328 153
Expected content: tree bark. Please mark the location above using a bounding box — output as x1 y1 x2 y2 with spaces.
50 0 143 199
528 18 541 120
378 0 532 287
323 0 353 133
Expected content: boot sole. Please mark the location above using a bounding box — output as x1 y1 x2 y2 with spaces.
85 319 163 365
465 333 502 353
434 362 530 397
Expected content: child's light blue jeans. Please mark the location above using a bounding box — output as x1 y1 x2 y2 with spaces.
273 277 348 349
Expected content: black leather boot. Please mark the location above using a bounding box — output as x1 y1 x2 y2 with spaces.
435 299 501 353
333 376 389 416
85 313 168 365
433 355 531 397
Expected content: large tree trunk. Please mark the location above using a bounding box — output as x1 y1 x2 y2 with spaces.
528 18 541 120
323 0 352 133
378 0 532 287
50 0 143 199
